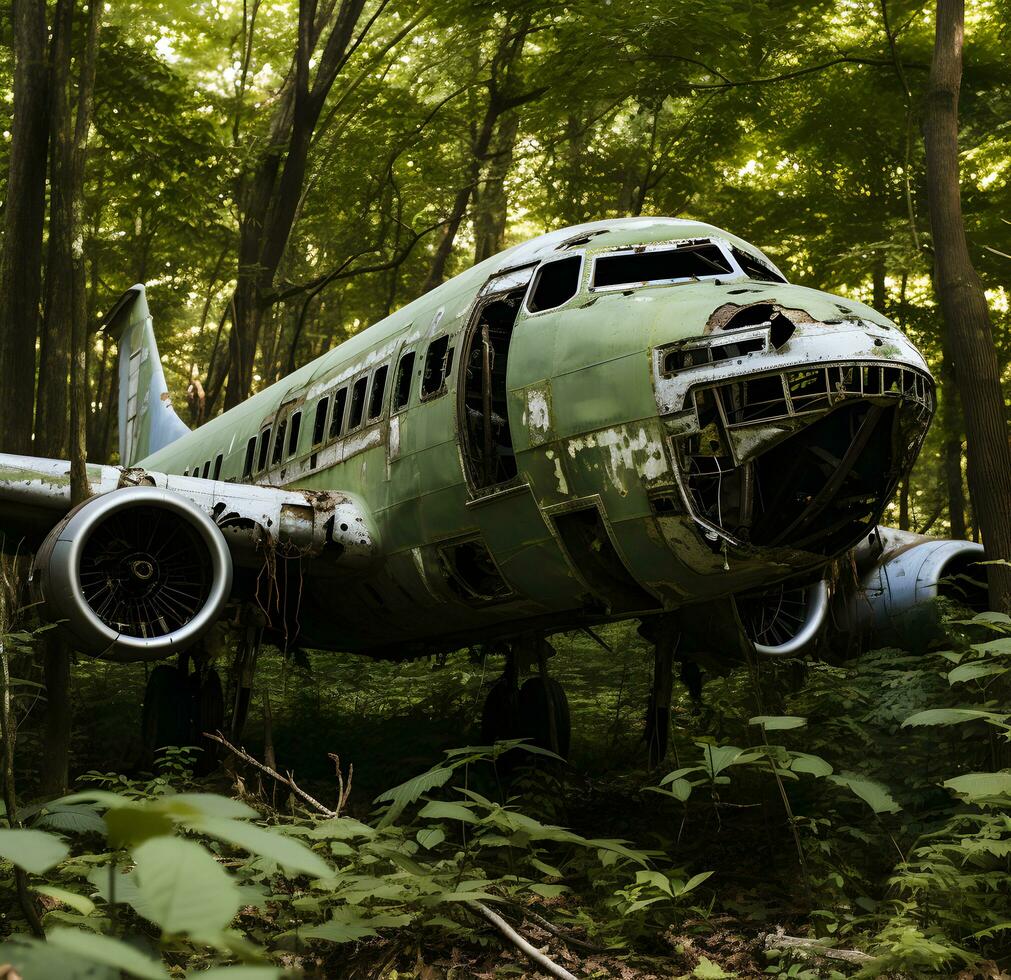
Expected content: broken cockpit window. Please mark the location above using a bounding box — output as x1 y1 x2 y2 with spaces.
527 255 581 313
729 247 786 283
592 242 732 290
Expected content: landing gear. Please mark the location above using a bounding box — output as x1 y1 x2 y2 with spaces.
645 628 676 769
480 636 571 759
141 664 190 765
140 657 223 772
140 613 261 772
640 614 708 768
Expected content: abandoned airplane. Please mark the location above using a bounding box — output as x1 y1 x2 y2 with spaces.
0 217 986 763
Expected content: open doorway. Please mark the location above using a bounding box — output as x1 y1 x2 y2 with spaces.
459 287 525 490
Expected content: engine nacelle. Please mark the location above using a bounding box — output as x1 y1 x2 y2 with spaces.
833 527 986 650
735 578 830 657
31 486 233 662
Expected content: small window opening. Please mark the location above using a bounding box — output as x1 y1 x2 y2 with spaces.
329 387 348 438
212 453 223 480
256 427 271 472
312 397 329 445
181 468 189 478
593 244 732 289
348 377 368 429
528 255 581 312
243 437 256 478
201 460 211 478
287 410 302 455
368 365 389 421
421 336 450 398
730 246 786 283
393 351 415 410
271 419 287 465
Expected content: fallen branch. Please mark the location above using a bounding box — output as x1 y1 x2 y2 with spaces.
203 730 343 818
207 733 581 980
764 928 873 965
498 902 617 954
472 901 581 980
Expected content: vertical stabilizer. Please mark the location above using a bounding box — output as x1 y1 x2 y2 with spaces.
103 284 190 467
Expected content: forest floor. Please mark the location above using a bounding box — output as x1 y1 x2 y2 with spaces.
16 619 1004 979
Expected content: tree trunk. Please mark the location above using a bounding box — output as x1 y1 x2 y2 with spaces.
38 0 101 796
474 110 519 264
223 0 368 410
35 0 75 458
923 0 1011 611
0 0 50 455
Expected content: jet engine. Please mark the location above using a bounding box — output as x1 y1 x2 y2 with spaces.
31 485 233 662
833 526 986 651
735 578 830 657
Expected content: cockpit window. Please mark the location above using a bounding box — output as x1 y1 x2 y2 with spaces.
527 255 581 313
592 243 732 289
730 246 786 283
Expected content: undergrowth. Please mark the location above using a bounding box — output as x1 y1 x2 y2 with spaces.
0 607 1008 978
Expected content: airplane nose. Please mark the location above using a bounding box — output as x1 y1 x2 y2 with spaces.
652 306 934 558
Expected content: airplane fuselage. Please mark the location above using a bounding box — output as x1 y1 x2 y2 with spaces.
139 218 934 657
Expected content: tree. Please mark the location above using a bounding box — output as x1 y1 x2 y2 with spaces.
923 0 1011 610
223 0 371 409
0 0 49 455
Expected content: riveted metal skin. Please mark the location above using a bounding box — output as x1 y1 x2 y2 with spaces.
0 217 959 666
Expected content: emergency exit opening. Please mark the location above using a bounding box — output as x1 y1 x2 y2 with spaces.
459 287 525 490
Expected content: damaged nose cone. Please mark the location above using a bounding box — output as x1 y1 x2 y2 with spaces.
652 310 934 559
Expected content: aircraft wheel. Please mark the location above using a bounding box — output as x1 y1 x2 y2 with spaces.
141 664 190 765
517 676 571 758
190 667 224 774
481 678 519 744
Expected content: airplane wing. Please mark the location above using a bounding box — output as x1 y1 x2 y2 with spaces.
0 452 376 662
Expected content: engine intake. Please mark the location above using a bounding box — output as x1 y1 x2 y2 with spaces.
31 486 232 661
833 527 986 650
735 578 830 657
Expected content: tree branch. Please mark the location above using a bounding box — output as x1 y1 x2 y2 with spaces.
472 901 581 980
203 729 348 818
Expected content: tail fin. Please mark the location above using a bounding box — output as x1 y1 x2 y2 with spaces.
104 284 190 467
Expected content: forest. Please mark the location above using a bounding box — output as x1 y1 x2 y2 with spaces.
0 0 1010 977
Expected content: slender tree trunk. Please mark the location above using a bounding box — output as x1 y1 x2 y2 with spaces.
474 110 519 264
0 0 50 455
872 251 887 312
38 0 101 795
36 0 75 457
923 0 1011 610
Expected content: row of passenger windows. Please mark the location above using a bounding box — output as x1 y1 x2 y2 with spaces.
236 332 454 479
183 453 222 480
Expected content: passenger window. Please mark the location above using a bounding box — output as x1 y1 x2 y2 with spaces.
287 410 302 456
243 436 256 478
368 365 389 421
329 387 348 438
528 255 581 312
256 427 271 472
421 335 450 398
201 460 210 479
212 453 223 480
348 376 368 430
393 351 415 411
312 397 329 445
271 419 287 465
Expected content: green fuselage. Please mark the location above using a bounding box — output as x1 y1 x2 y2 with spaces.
140 218 933 657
